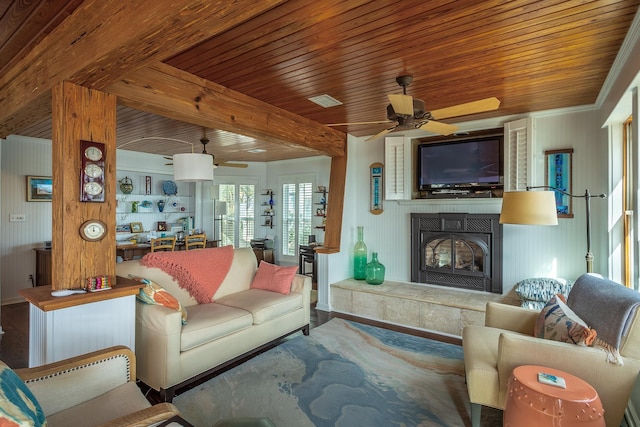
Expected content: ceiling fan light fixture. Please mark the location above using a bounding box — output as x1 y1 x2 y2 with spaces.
173 153 214 181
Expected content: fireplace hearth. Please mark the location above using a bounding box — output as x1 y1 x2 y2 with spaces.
411 213 503 293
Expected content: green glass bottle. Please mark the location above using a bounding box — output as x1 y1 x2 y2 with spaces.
353 226 367 280
365 252 385 285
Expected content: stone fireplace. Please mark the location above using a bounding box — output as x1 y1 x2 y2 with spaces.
411 213 503 293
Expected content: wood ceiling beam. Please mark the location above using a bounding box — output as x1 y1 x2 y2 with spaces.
109 63 346 157
0 0 286 138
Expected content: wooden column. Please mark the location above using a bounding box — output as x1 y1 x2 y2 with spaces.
51 82 116 290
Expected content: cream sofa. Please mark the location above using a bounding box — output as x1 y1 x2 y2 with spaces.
116 247 311 401
463 273 640 427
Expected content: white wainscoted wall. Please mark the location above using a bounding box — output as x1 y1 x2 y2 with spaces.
316 108 610 311
1 136 53 304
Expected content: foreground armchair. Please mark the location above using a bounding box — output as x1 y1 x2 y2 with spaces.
11 345 180 427
463 274 640 427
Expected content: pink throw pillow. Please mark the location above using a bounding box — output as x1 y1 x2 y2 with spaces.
250 261 298 294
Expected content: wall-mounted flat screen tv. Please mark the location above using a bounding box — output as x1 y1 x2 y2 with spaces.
417 137 503 191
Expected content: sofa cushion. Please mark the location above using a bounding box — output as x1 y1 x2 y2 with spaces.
250 261 298 295
0 360 46 427
45 381 150 427
216 289 303 325
133 277 188 324
181 303 253 352
534 295 597 346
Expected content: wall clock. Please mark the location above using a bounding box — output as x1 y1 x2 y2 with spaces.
80 140 105 202
79 219 107 241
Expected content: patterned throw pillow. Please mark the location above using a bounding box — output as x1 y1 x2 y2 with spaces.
131 276 188 324
250 261 298 295
534 295 597 346
516 277 574 305
0 360 47 426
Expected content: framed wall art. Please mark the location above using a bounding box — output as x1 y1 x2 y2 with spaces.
545 148 574 218
130 222 144 233
27 176 53 202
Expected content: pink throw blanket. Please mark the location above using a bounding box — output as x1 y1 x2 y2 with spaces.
140 246 234 303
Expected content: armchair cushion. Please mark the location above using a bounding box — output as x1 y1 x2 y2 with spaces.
515 277 573 309
534 295 597 346
0 361 46 427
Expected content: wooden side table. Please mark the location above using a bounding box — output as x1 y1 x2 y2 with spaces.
504 365 605 426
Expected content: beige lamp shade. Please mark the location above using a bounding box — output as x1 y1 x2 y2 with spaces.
499 191 558 225
173 153 214 182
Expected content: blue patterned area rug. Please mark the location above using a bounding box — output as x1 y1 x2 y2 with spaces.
173 318 502 426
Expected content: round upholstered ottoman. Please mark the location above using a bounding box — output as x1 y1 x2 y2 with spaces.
504 365 605 426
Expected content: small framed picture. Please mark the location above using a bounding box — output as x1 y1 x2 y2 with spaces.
27 176 53 202
264 217 272 226
116 224 131 233
157 221 167 231
130 222 143 233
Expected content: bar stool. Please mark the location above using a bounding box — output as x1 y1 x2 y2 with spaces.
504 365 605 427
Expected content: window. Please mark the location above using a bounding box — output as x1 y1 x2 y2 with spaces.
281 180 313 256
218 183 255 248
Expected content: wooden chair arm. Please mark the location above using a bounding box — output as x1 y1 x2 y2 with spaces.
15 345 136 382
97 403 181 427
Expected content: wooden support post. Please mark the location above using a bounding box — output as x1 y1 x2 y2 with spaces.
51 82 116 290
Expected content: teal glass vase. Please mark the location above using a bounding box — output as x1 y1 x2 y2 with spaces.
353 226 367 280
365 252 385 285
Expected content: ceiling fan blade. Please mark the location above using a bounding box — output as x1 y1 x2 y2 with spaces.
365 125 397 142
388 94 414 116
325 120 395 127
430 97 501 120
218 162 249 168
419 120 459 135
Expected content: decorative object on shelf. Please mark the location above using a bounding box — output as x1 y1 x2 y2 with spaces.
500 186 606 273
157 200 166 212
353 226 367 280
79 219 107 241
145 176 152 195
140 200 152 209
85 276 111 292
131 201 138 213
162 180 178 196
80 140 105 202
365 252 385 285
157 221 167 231
130 222 143 233
116 224 131 233
119 176 133 194
26 176 52 202
370 162 383 215
545 148 574 217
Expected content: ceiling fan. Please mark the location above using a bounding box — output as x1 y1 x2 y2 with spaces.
327 75 500 141
165 130 249 168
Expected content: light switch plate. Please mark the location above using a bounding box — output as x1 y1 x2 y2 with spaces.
10 214 25 222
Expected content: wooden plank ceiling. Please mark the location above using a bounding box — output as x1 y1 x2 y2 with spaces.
3 0 639 161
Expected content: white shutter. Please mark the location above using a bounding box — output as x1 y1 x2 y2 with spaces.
504 118 534 191
384 136 411 200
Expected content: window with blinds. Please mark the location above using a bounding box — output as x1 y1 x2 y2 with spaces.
281 181 313 256
218 183 255 248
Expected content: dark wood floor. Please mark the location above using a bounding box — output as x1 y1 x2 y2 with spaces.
0 302 30 369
